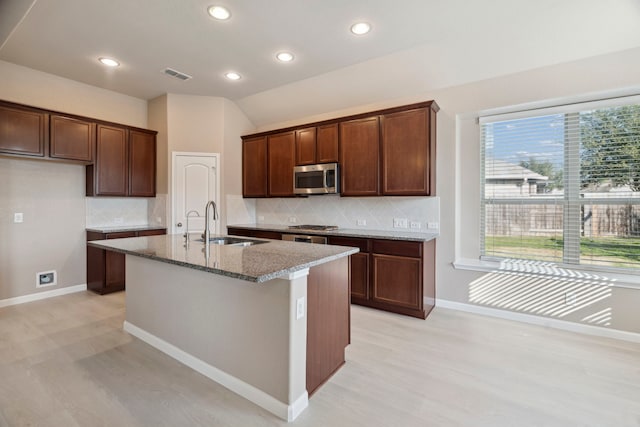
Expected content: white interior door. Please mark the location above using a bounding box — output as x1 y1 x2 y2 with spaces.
172 153 220 236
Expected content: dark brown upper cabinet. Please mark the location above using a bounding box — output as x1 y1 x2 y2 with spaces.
339 116 380 196
92 124 129 196
49 114 95 162
241 100 438 199
295 124 339 166
295 127 317 166
129 129 156 197
316 123 339 164
0 101 47 157
242 136 268 198
268 131 296 197
86 125 156 197
381 107 431 196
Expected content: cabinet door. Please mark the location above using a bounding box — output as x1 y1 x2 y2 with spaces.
381 108 430 195
0 103 47 157
129 129 156 197
295 127 316 166
339 117 380 196
316 123 339 164
267 131 295 197
372 254 422 310
95 124 128 196
49 114 95 162
104 232 136 291
242 136 268 197
136 229 166 237
350 252 370 302
327 235 370 302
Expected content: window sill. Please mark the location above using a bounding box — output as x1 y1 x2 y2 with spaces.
453 258 640 290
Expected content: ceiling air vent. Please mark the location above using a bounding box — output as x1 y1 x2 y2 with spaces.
163 68 192 81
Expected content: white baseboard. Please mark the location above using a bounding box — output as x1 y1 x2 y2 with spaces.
0 284 87 308
436 299 640 344
123 321 308 422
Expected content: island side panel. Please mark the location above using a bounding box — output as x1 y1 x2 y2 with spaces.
306 256 350 396
124 255 307 410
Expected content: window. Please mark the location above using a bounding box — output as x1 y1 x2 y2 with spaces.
480 96 640 271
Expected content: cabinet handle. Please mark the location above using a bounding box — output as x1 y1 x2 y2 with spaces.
177 222 183 227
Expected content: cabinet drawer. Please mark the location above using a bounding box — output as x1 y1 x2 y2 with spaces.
105 231 136 239
372 239 422 258
327 236 370 253
228 228 281 240
137 229 166 237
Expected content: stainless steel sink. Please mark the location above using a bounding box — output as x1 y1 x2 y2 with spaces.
198 236 267 246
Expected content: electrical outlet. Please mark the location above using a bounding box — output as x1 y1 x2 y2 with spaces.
410 221 421 229
356 219 367 226
565 292 577 306
296 296 305 320
427 222 439 230
14 213 23 223
393 218 408 228
288 216 297 223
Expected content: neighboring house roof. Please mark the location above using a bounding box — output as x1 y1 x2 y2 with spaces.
485 158 549 182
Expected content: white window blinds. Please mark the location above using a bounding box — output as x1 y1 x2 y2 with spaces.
480 96 640 271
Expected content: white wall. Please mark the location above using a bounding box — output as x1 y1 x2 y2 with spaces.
148 94 255 232
0 60 148 300
234 47 640 334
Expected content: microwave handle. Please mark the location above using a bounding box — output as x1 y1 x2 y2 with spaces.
323 169 329 188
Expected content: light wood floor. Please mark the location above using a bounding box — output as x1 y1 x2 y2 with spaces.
1 291 639 427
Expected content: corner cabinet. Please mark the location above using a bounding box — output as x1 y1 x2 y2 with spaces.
86 125 157 197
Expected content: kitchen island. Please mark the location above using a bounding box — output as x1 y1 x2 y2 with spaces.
89 234 358 421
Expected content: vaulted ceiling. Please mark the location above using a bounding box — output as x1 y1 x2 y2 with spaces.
2 0 640 122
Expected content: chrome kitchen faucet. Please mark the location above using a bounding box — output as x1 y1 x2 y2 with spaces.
203 200 218 243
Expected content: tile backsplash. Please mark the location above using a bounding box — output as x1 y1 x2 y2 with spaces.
254 195 440 231
86 197 149 227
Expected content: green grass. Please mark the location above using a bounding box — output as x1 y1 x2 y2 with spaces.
485 235 640 265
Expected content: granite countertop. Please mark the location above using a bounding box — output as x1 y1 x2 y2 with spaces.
88 234 358 283
86 225 167 233
228 224 439 242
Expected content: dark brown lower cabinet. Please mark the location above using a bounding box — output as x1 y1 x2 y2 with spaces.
329 235 435 319
86 228 166 294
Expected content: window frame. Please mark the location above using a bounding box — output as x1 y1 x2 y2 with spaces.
479 94 640 274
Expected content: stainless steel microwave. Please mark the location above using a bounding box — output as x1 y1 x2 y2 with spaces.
293 163 340 195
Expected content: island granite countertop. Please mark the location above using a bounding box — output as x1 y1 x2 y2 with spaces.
88 234 358 283
228 224 439 242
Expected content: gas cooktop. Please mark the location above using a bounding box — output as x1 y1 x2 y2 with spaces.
287 224 339 231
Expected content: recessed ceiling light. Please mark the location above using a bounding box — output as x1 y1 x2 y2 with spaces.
276 52 294 62
225 72 241 80
350 22 371 35
98 57 120 67
208 5 231 20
